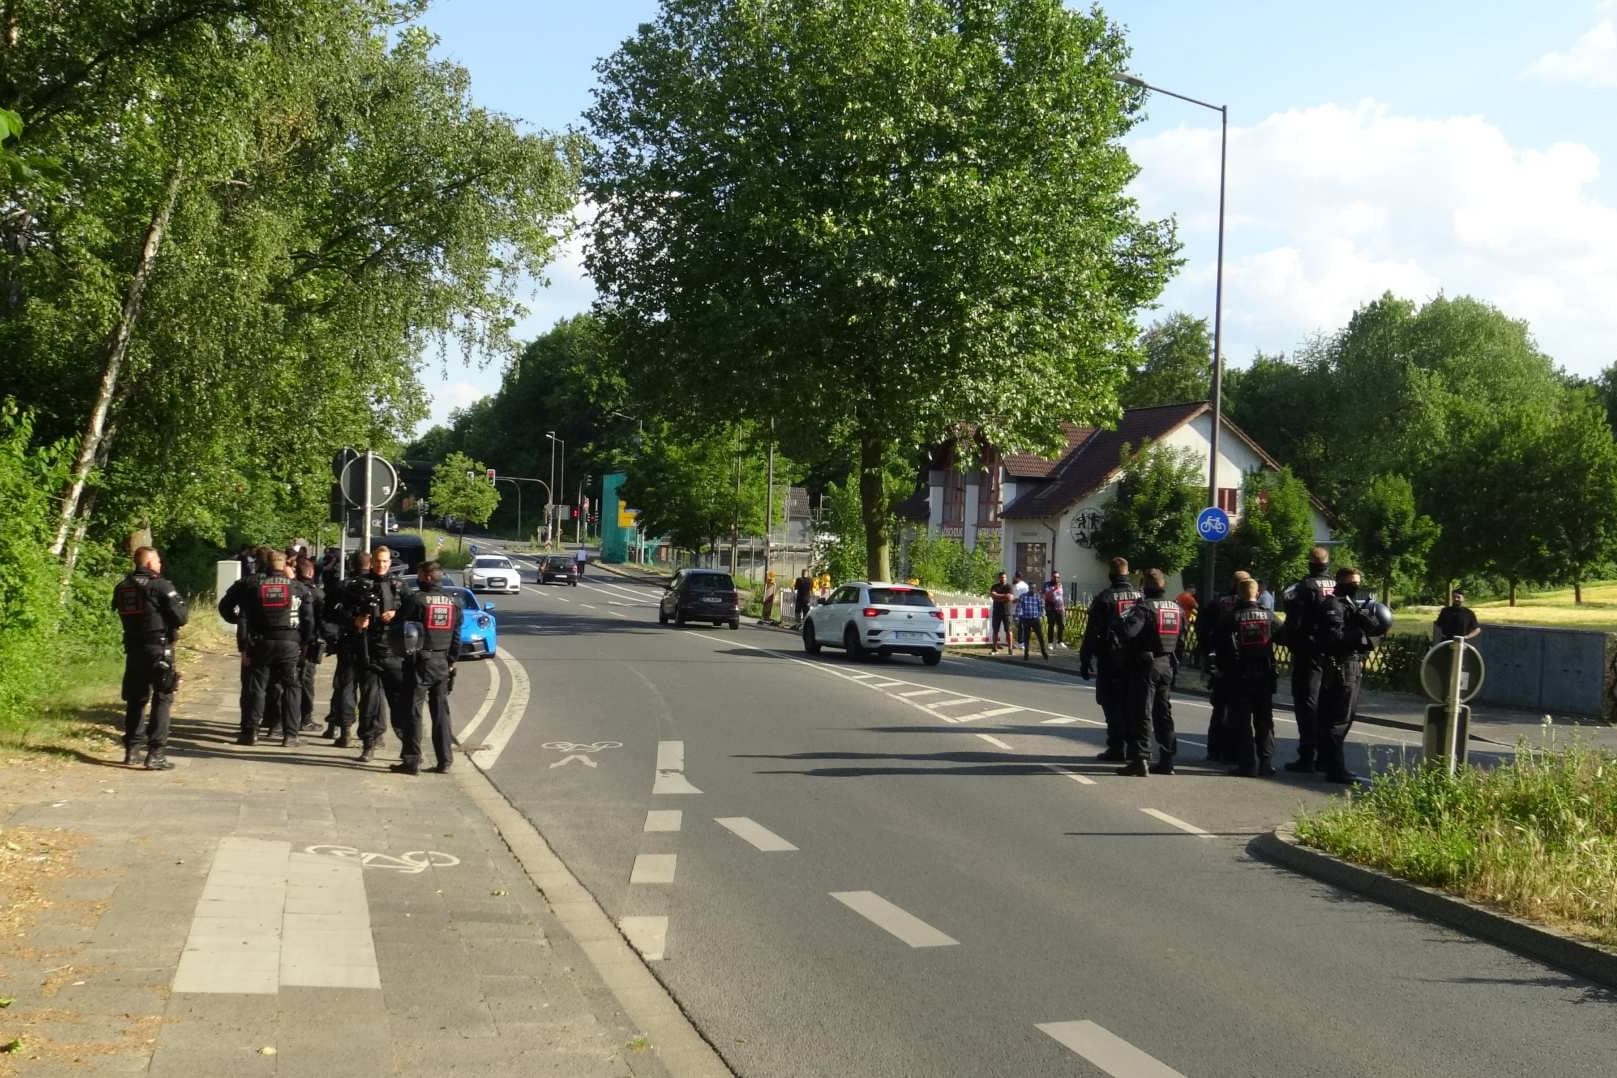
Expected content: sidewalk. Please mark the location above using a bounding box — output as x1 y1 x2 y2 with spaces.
0 652 672 1078
946 642 1617 754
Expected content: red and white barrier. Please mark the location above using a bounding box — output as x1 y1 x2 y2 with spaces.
942 606 992 646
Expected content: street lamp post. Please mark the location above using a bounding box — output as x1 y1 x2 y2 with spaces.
1119 73 1228 604
545 431 557 547
546 432 567 548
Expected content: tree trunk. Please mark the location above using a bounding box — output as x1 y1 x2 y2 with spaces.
58 416 118 581
858 422 891 581
49 162 183 558
1575 578 1583 605
1508 578 1518 607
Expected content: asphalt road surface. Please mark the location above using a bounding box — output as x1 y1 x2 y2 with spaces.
445 559 1617 1078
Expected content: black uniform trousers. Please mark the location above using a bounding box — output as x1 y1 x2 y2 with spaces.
1291 649 1325 763
121 645 174 752
1206 675 1230 759
1094 654 1129 755
1046 608 1066 647
402 651 453 770
1316 656 1363 778
246 639 301 740
1125 654 1177 763
331 640 362 731
359 655 416 749
299 655 317 727
1226 668 1276 771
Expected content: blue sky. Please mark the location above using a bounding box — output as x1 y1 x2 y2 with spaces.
415 0 1617 432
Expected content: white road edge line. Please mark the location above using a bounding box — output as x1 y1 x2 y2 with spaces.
1043 762 1097 786
455 646 504 746
619 915 668 962
1036 1019 1186 1077
715 817 798 852
1141 807 1215 840
829 891 958 948
471 650 530 770
976 734 1015 751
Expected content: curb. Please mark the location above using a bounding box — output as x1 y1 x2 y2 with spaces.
941 646 1513 747
1250 825 1617 992
454 758 732 1077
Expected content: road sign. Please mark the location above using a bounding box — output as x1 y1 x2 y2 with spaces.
340 455 399 509
1420 638 1484 704
331 447 360 481
1196 506 1230 542
1423 703 1472 768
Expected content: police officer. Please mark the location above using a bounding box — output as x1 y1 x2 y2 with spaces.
112 547 189 769
1217 578 1284 777
1116 568 1184 776
325 550 371 747
1078 556 1141 762
294 556 326 733
221 550 312 746
394 561 462 775
1197 570 1251 763
218 545 272 734
1315 567 1392 784
1282 546 1336 773
352 545 410 764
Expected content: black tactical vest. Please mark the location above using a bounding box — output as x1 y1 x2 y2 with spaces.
417 589 458 653
115 571 166 643
251 573 300 637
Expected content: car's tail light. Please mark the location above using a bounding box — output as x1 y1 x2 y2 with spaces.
727 590 740 604
862 607 881 618
930 610 944 620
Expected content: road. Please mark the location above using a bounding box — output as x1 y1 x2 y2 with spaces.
447 560 1617 1077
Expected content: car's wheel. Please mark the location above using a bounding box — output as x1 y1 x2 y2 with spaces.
658 607 668 625
728 619 740 630
675 610 686 627
803 621 821 655
922 649 943 667
843 625 865 661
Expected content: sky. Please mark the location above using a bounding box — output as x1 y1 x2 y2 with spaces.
412 0 1617 434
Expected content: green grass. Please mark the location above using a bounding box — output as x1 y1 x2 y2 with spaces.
0 653 125 757
1296 743 1617 945
1401 580 1617 633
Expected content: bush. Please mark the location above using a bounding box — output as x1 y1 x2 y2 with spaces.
1297 743 1617 945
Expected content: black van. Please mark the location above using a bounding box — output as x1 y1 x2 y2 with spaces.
377 534 428 575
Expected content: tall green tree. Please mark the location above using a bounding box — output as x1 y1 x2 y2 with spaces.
1225 467 1317 596
1121 313 1211 409
1533 394 1617 604
430 453 502 549
619 423 787 564
1093 442 1201 580
584 0 1179 581
1344 474 1439 602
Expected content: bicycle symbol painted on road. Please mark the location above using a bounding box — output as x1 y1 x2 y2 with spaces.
541 741 623 753
303 845 460 874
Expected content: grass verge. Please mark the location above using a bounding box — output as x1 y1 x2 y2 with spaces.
1296 743 1617 946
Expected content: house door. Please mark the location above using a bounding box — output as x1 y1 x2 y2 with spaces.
1015 542 1047 584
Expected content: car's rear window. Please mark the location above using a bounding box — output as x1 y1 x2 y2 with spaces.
474 557 510 568
688 573 735 590
868 587 934 607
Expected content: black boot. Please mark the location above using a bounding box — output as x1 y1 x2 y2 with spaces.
358 742 375 763
122 746 139 766
389 761 420 776
1258 757 1277 777
1094 749 1125 763
1149 757 1175 776
235 733 256 746
1227 764 1258 778
1116 759 1148 777
282 735 301 748
323 722 339 739
144 751 174 771
334 727 351 749
1283 756 1315 773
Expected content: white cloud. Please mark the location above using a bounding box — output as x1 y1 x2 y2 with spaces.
1525 8 1617 88
1129 99 1617 374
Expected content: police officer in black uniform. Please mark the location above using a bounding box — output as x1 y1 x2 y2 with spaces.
217 545 271 734
325 550 371 747
394 561 462 775
1116 568 1184 777
112 546 189 769
353 545 409 764
1217 578 1284 778
220 550 312 746
1197 570 1251 763
294 556 325 732
1315 566 1392 783
1078 556 1142 762
1282 546 1336 773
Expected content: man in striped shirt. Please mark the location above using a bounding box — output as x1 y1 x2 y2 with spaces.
1014 586 1049 661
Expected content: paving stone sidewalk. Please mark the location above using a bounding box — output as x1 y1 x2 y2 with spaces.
0 653 661 1078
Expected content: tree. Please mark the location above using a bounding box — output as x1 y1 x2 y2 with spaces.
1093 442 1201 580
1534 393 1617 604
619 424 785 566
1344 474 1438 602
584 0 1179 581
430 453 501 550
1121 313 1211 408
1225 467 1317 596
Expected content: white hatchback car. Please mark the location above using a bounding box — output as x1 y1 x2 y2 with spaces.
801 582 946 665
463 554 521 594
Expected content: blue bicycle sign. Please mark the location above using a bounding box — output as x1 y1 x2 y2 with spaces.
1196 506 1231 542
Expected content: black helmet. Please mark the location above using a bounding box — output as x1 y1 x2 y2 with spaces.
1360 600 1394 637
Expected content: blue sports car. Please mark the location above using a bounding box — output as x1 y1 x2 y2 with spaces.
401 577 498 659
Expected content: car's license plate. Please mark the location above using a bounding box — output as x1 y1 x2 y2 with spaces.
701 596 721 603
894 631 927 641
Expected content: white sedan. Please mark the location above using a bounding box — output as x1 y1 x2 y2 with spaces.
463 554 521 594
801 581 946 665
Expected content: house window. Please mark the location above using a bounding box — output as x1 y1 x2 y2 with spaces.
978 451 1002 525
943 469 966 526
1217 487 1238 514
1015 542 1047 584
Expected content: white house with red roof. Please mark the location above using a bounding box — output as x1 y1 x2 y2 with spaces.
904 401 1335 598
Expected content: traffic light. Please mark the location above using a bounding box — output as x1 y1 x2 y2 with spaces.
486 468 496 483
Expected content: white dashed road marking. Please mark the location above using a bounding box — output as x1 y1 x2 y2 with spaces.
644 810 683 832
1043 762 1097 786
831 891 958 948
925 697 982 709
898 689 944 698
653 739 702 796
954 706 1023 723
630 853 678 884
1141 808 1214 840
715 817 798 852
1037 1019 1186 1077
976 734 1014 751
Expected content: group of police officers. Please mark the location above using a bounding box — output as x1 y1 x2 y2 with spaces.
1077 546 1393 782
113 541 465 776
